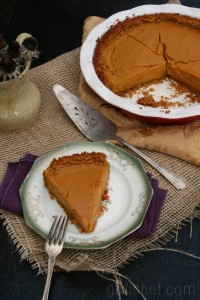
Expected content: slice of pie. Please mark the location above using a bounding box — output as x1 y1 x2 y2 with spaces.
43 152 110 233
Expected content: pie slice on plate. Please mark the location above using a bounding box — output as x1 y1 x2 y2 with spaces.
43 152 110 233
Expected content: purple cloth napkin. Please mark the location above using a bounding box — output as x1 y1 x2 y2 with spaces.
0 154 167 237
0 153 37 216
131 173 167 237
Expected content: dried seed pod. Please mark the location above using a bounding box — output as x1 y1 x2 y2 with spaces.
7 41 20 59
1 55 16 74
0 34 6 49
20 36 39 60
23 37 38 51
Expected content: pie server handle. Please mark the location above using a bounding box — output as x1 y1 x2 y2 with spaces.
111 135 186 190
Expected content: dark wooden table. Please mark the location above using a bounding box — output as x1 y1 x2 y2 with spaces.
1 1 200 299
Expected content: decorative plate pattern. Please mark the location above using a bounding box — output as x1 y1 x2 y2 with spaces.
80 4 200 124
20 142 153 249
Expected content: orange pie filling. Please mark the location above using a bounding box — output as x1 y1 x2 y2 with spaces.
93 13 200 94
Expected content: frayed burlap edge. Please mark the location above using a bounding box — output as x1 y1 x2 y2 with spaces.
1 205 200 273
1 206 200 300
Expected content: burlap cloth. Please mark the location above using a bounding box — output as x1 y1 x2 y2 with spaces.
1 13 200 275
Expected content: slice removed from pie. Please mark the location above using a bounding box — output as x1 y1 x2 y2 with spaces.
43 152 110 233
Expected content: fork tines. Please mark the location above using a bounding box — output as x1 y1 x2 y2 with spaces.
48 215 68 245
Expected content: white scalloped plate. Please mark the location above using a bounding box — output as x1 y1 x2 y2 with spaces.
80 4 200 124
20 142 153 249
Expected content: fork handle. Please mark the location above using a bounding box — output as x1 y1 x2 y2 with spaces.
42 257 55 300
112 135 186 190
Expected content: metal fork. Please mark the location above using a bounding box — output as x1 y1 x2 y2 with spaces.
42 215 68 300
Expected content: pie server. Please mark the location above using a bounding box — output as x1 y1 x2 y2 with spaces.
53 84 186 190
